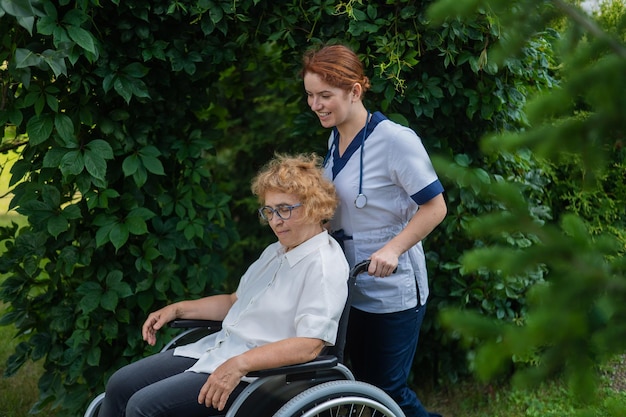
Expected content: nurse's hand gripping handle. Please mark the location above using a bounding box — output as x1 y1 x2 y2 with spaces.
351 260 397 278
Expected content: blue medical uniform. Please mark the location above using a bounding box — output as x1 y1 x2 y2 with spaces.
323 111 444 417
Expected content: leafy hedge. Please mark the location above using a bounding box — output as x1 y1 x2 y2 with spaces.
0 0 600 415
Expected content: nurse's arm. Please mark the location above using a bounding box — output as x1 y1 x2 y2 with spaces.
369 193 447 277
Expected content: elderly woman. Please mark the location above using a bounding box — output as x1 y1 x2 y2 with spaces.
98 153 349 417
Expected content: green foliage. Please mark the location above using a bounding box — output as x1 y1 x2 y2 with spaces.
1 0 622 416
430 1 626 415
1 0 237 415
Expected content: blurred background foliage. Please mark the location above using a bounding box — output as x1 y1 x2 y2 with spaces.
0 0 624 415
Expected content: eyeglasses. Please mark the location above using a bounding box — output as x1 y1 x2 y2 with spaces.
258 203 303 221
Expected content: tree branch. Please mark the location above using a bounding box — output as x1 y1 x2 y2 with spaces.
0 138 28 153
553 0 626 59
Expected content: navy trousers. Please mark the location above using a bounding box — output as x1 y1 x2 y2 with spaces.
345 303 434 417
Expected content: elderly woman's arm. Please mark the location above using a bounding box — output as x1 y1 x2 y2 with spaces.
142 293 238 346
197 337 325 410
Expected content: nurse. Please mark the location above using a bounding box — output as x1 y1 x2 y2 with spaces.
301 44 447 417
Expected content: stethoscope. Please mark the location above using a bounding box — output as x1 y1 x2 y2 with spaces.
323 111 370 209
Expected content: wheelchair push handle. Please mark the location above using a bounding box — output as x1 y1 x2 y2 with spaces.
350 260 397 278
351 260 371 278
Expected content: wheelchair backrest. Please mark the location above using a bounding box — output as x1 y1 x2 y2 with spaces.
324 260 369 363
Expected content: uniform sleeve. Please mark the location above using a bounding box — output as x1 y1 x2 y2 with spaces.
388 126 444 205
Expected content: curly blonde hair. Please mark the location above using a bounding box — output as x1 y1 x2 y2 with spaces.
251 153 338 224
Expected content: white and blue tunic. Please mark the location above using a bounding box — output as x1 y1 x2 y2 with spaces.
323 111 444 313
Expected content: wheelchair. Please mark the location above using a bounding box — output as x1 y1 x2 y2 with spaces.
84 260 406 417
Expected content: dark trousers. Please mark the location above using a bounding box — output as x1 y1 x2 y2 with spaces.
345 303 430 417
97 350 248 417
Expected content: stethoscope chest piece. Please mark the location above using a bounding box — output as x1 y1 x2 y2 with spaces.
353 110 371 209
355 193 367 209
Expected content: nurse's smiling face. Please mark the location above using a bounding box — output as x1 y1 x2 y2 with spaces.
304 72 352 129
263 190 322 252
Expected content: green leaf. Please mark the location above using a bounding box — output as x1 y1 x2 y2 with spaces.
137 292 154 313
184 223 196 241
17 200 52 223
78 294 102 314
26 114 54 145
102 74 115 93
102 320 118 343
87 346 101 366
30 333 51 361
37 15 58 36
121 62 149 78
95 222 115 248
109 223 129 250
41 49 68 77
100 291 119 312
4 342 29 376
47 215 68 237
108 272 132 298
60 149 84 176
139 154 164 175
46 93 58 111
122 154 139 177
84 150 107 180
0 0 35 17
128 207 156 220
92 213 117 227
106 270 123 285
139 145 160 157
15 48 41 68
114 77 133 103
133 165 148 188
125 216 147 235
116 308 131 324
66 25 96 54
85 139 114 159
16 15 35 35
102 320 119 342
42 148 66 168
62 204 81 220
54 114 75 142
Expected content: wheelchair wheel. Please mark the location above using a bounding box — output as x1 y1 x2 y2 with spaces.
272 380 405 417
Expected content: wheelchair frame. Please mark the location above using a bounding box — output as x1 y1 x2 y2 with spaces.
84 260 406 417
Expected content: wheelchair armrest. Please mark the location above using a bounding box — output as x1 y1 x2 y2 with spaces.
248 355 338 377
168 319 223 330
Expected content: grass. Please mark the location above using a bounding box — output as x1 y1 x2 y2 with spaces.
0 303 44 417
418 374 626 417
1 150 44 417
0 214 43 417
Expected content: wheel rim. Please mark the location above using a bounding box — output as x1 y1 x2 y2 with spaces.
296 395 398 417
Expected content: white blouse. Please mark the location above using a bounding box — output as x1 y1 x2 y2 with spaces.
174 230 349 378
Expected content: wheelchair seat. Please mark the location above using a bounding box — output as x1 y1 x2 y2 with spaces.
84 260 405 417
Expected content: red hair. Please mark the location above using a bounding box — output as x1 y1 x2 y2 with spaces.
301 45 371 94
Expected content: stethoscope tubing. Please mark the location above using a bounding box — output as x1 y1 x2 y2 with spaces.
323 110 370 209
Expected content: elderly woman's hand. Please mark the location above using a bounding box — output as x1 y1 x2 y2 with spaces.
141 304 178 346
197 356 247 411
